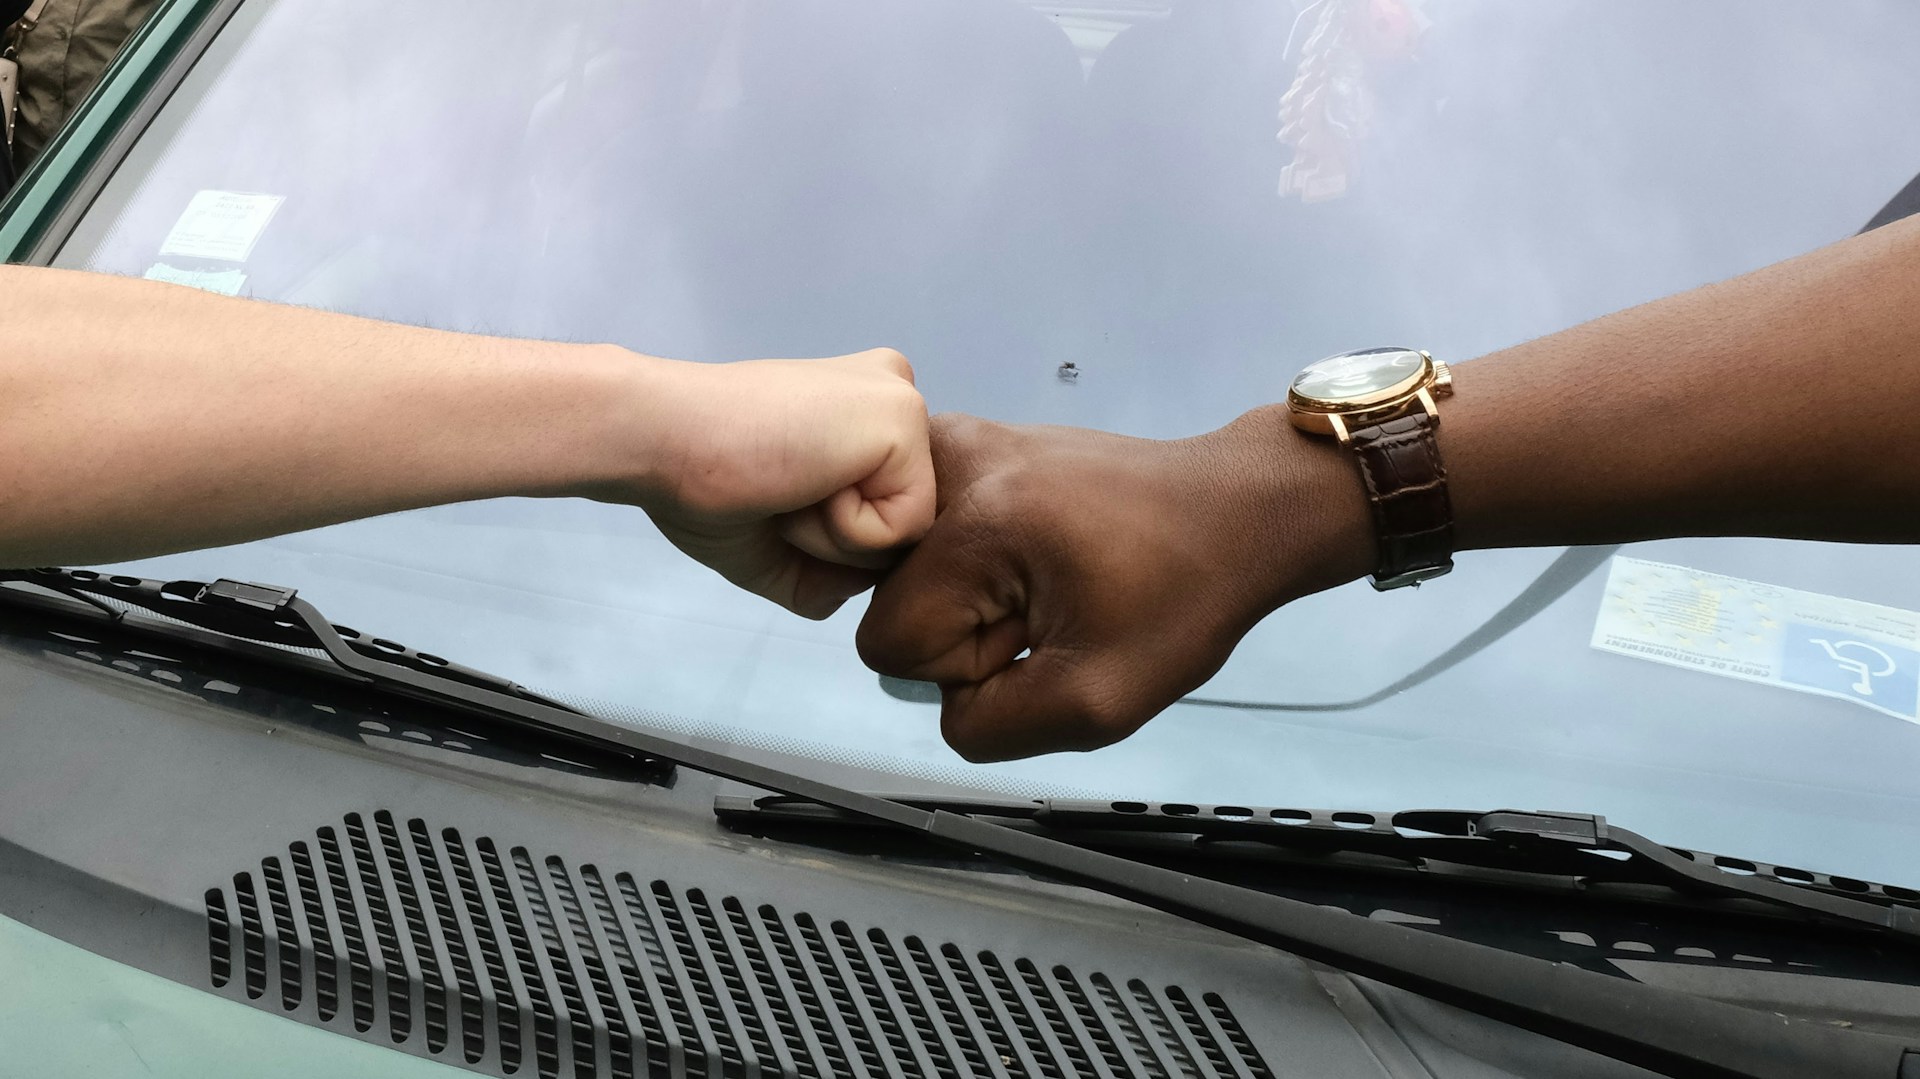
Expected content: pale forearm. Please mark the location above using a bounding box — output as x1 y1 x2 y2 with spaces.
0 265 935 620
0 266 653 566
1446 212 1920 551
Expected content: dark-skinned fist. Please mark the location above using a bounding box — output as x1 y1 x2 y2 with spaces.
856 410 1373 762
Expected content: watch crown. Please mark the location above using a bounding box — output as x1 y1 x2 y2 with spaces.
1430 359 1454 397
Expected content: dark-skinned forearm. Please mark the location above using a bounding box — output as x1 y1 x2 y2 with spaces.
855 213 1920 762
1444 212 1920 551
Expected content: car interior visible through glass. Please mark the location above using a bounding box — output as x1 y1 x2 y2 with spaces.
46 0 1920 888
8 1 1920 1076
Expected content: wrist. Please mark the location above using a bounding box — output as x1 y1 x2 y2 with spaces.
501 342 683 504
1189 404 1377 615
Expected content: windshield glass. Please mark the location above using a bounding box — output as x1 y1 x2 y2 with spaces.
49 0 1920 884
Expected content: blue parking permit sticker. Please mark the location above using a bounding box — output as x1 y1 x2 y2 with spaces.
1780 626 1920 720
1592 557 1920 723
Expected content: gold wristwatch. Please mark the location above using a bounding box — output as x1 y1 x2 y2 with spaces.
1285 348 1455 590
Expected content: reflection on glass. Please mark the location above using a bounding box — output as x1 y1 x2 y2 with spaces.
51 0 1920 886
1290 348 1426 402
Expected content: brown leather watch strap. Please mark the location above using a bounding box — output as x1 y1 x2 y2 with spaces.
1346 411 1454 589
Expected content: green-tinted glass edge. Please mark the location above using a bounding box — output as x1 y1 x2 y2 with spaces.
0 0 224 263
0 910 465 1076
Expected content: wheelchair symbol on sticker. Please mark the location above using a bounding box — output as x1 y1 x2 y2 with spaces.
1807 638 1896 697
1781 624 1920 719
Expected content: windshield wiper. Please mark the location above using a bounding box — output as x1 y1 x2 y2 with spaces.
2 568 578 705
0 566 675 778
718 794 1920 948
3 566 1918 1079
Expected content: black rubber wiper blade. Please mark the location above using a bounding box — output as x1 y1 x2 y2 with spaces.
1 567 574 705
719 794 1920 947
0 566 672 776
3 568 1917 1078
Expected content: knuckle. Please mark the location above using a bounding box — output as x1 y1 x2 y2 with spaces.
867 347 913 378
963 466 1043 519
892 382 929 420
931 412 987 442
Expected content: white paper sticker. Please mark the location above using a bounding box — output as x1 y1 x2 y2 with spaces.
1592 556 1920 722
157 190 284 263
142 262 247 296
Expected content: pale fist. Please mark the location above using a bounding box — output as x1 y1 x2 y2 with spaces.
638 349 935 619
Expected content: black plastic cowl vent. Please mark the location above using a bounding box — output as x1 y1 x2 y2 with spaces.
206 811 1277 1079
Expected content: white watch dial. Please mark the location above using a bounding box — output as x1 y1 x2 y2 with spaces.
1290 347 1427 405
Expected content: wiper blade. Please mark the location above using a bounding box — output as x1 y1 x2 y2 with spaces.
0 566 671 776
3 567 1917 1079
718 794 1920 947
3 568 573 703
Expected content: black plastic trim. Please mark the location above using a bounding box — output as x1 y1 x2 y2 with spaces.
5 570 1915 1078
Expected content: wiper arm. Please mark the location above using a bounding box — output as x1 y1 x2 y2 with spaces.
0 567 673 776
719 794 1920 948
4 568 576 705
3 567 1917 1079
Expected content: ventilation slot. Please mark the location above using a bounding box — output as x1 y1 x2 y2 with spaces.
834 918 919 1073
479 836 560 1078
208 813 1278 1079
976 950 1065 1079
1129 979 1204 1079
410 820 485 1064
615 872 707 1079
316 826 376 1031
795 911 888 1077
544 855 631 1079
757 908 845 1079
1093 972 1170 1077
205 889 231 989
288 842 339 1022
580 865 662 1079
515 848 596 1078
723 895 820 1079
688 888 783 1074
445 829 523 1072
1015 956 1102 1078
344 812 412 1043
233 871 267 1000
1168 986 1238 1078
654 881 744 1072
1054 965 1135 1076
939 943 1026 1075
906 937 992 1077
869 928 962 1079
378 812 448 1054
1206 991 1278 1079
260 857 302 1010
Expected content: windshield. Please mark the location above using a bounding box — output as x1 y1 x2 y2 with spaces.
47 0 1920 885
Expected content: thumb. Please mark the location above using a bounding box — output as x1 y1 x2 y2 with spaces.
787 557 883 620
939 648 1150 763
781 422 935 568
834 428 937 552
778 487 901 570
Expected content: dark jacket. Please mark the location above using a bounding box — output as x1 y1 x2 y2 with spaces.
9 0 156 175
